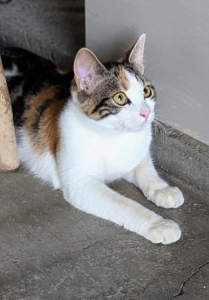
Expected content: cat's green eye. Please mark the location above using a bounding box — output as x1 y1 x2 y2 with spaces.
143 85 152 98
113 92 127 106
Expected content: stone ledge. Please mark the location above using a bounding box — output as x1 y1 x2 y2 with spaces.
152 122 209 195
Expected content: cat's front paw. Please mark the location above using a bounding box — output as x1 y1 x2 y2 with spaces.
146 219 181 244
152 186 184 208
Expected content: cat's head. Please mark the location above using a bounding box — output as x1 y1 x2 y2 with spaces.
73 34 156 132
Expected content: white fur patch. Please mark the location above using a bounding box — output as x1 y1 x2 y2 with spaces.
4 64 20 77
16 129 60 189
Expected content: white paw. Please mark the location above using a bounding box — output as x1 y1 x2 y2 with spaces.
146 219 181 244
152 186 184 208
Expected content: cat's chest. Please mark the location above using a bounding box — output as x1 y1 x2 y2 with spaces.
88 129 152 181
62 108 152 181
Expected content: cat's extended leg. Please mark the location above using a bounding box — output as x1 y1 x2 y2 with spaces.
124 154 184 209
62 176 181 244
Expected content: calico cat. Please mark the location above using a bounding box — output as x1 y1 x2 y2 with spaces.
1 34 184 244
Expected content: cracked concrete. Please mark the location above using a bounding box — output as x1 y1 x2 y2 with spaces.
0 168 209 299
170 261 209 299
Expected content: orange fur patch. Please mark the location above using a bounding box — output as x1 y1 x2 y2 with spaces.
119 67 129 91
25 86 67 155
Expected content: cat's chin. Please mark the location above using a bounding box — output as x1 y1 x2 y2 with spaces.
96 113 153 133
121 120 153 132
116 122 152 133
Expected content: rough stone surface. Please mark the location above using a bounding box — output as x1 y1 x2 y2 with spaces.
152 123 209 195
0 168 208 300
0 0 85 64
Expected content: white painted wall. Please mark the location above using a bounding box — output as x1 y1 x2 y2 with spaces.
86 0 209 145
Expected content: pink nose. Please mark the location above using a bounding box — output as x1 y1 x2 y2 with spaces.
140 110 150 121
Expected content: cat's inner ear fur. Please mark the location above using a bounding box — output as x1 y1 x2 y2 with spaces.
118 33 146 74
129 33 146 73
74 48 106 94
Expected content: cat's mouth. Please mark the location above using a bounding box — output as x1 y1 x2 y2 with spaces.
117 118 152 132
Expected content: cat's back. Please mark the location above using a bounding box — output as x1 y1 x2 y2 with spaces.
0 48 76 187
1 48 73 154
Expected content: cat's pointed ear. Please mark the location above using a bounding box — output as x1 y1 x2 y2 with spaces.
129 33 146 73
74 48 106 94
118 34 146 73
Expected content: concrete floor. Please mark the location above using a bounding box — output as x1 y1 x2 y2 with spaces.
0 167 209 300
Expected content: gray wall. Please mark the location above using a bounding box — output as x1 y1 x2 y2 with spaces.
0 0 85 64
86 0 209 146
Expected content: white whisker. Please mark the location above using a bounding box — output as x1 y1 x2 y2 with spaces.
153 119 167 145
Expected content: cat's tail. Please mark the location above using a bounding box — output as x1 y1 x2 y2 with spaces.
0 47 54 79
